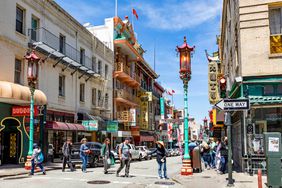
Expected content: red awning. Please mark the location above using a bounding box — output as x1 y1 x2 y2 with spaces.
74 124 86 131
140 136 155 142
46 121 69 131
66 123 86 131
65 123 77 130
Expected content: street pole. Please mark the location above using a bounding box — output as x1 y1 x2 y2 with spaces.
180 79 193 176
225 112 234 186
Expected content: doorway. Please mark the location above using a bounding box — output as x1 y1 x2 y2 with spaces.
1 118 21 164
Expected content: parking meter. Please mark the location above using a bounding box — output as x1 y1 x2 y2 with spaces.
263 132 282 188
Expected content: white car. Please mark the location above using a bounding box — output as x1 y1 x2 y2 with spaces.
136 146 152 160
128 144 142 161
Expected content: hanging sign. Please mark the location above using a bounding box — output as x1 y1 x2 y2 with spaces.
107 121 118 132
12 106 39 116
82 120 98 131
160 97 165 120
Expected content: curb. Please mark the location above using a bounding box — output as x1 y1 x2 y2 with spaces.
0 166 62 179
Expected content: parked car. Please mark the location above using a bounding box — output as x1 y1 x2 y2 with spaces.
111 150 119 162
71 142 103 167
173 148 180 156
149 148 157 158
136 146 152 160
166 149 171 157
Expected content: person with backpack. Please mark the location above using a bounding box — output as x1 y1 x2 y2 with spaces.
29 143 46 176
148 141 168 179
62 138 75 172
80 138 90 173
116 137 131 177
101 138 111 174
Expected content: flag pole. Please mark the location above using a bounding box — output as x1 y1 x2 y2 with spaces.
115 0 118 17
132 8 134 31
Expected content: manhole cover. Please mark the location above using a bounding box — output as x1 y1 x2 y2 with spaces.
87 180 111 184
155 181 175 185
4 176 29 180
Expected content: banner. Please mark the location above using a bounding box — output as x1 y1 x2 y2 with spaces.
129 108 136 126
107 121 118 132
160 97 165 120
82 120 98 131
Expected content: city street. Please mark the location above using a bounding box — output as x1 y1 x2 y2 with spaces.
0 156 265 188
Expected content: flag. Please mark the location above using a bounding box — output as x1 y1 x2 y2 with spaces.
132 8 138 20
166 89 175 96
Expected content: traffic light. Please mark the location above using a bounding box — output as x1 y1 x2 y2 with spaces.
219 77 226 98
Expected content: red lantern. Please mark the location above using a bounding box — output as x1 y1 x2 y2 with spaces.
176 36 195 80
25 50 40 85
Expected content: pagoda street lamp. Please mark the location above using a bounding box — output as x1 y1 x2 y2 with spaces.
176 36 195 176
24 50 40 170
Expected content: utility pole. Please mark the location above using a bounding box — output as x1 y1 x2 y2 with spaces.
225 112 234 186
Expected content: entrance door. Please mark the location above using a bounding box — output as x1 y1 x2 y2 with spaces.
2 131 19 164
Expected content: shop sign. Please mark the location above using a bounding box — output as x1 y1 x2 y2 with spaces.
160 98 165 119
146 92 152 102
12 106 39 116
107 121 118 132
129 108 136 126
82 120 98 131
208 61 219 104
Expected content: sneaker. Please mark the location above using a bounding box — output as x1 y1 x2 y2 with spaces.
43 172 46 175
125 174 129 178
164 177 169 180
158 176 163 179
104 171 108 174
28 173 34 176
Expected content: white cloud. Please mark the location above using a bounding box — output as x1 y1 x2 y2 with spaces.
133 0 222 31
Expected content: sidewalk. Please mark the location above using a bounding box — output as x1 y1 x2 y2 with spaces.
0 162 62 178
172 168 267 188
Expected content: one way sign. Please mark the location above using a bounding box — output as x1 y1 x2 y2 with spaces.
215 98 250 111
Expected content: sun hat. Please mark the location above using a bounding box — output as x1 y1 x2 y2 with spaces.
156 141 165 148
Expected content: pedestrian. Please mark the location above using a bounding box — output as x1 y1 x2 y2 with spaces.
80 138 90 173
148 141 168 179
29 143 46 176
219 137 228 174
101 138 111 174
201 141 211 170
215 139 222 171
209 138 216 168
116 137 131 177
62 138 75 172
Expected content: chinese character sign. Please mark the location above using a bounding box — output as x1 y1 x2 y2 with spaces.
208 61 219 104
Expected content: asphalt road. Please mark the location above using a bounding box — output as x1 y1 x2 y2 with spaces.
0 156 184 188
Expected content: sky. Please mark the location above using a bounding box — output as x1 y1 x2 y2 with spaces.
55 0 223 125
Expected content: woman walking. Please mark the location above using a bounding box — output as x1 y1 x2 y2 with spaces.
29 143 46 176
80 138 90 173
148 141 168 179
101 138 111 174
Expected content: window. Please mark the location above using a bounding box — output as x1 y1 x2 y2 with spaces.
14 59 22 84
16 6 24 34
269 8 282 53
98 90 102 106
277 84 282 95
80 83 85 102
59 75 65 97
92 56 96 72
80 48 85 65
59 34 66 54
264 85 274 95
105 93 108 108
31 16 39 41
92 88 96 106
98 60 102 74
105 64 108 78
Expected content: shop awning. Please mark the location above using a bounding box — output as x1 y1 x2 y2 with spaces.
250 95 282 105
46 121 69 131
47 121 86 131
0 81 47 105
140 135 155 142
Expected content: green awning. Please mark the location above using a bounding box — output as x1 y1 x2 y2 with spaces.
249 95 282 105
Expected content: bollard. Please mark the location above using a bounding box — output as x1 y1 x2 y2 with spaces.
257 169 262 188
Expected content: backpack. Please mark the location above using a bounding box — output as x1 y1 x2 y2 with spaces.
36 151 44 163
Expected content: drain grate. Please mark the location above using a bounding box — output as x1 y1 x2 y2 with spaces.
155 181 175 185
4 176 29 180
87 180 111 184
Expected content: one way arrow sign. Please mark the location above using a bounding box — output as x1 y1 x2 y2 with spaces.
215 98 250 111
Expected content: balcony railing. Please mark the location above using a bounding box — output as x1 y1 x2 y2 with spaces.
29 27 95 71
115 89 137 102
114 61 140 84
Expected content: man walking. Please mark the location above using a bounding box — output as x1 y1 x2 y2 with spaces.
101 138 111 174
116 137 131 177
62 138 75 172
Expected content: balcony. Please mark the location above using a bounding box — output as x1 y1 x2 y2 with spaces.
114 61 140 88
114 89 138 107
28 27 99 77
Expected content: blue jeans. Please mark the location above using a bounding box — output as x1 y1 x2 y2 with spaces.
203 153 211 168
220 156 227 173
157 161 167 178
31 160 45 174
210 152 216 167
80 155 88 172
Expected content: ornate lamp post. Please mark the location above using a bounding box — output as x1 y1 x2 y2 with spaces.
24 50 40 170
176 36 195 176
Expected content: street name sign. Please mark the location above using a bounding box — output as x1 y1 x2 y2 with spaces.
215 98 250 111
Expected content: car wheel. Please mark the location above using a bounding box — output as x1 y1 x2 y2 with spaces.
138 155 142 161
90 156 99 168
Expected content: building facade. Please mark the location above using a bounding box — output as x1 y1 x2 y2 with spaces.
0 0 113 164
220 0 282 172
88 17 159 147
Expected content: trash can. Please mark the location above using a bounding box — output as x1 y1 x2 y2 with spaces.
192 146 202 173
